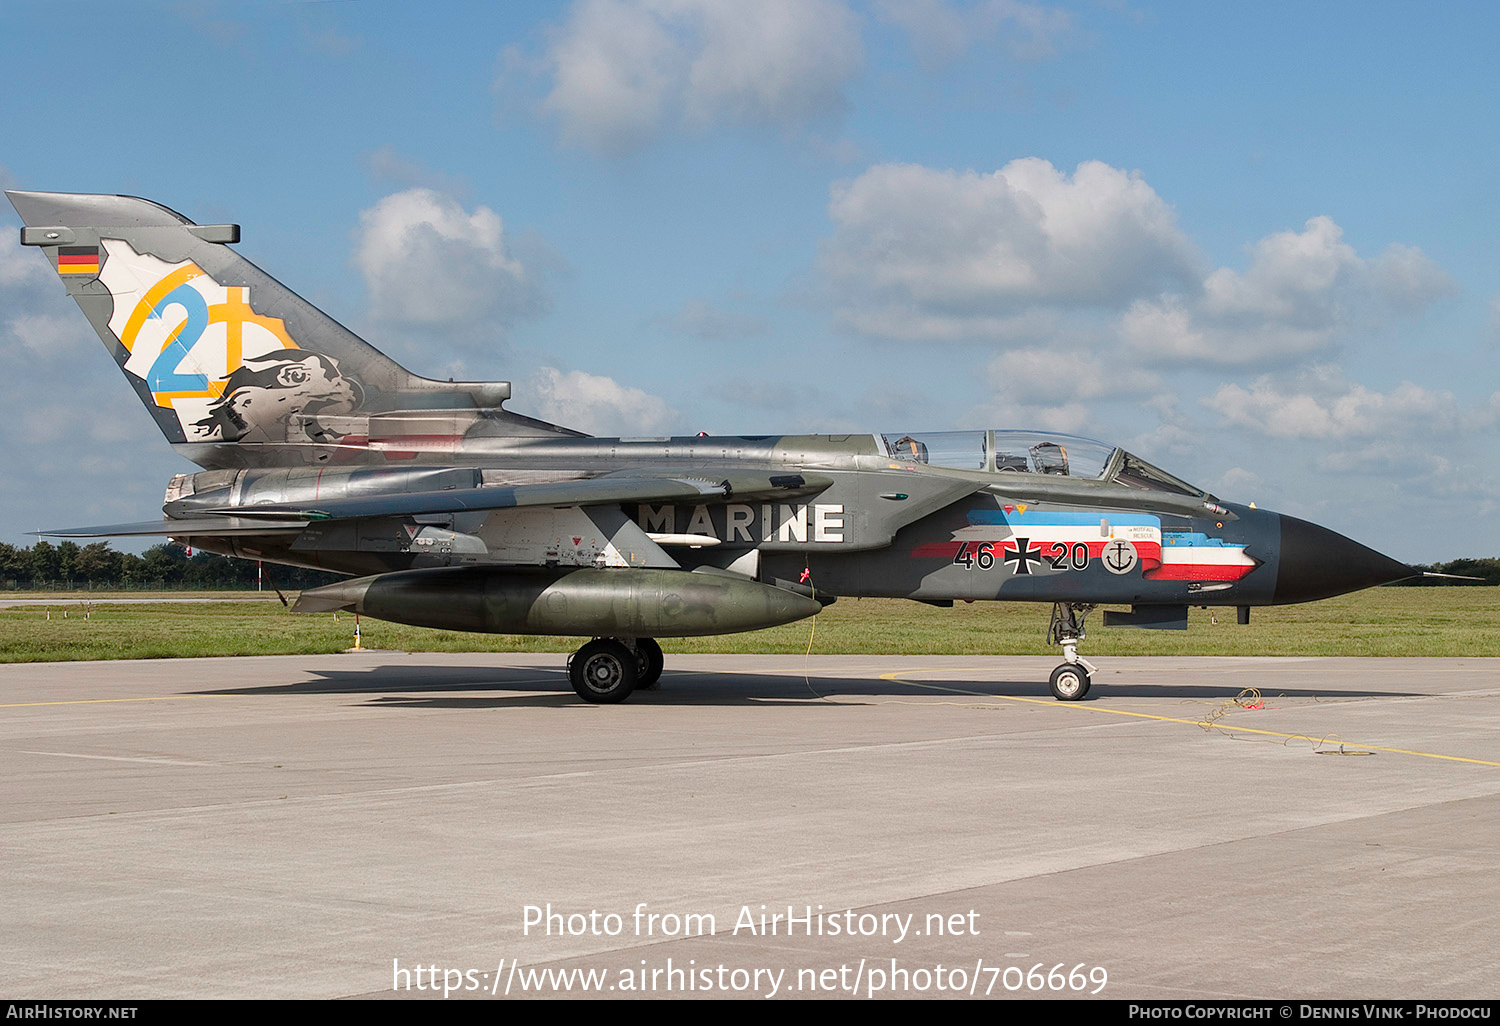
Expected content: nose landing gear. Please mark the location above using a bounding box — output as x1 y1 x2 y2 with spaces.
1047 603 1097 701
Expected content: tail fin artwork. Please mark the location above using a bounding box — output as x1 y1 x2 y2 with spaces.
5 190 578 469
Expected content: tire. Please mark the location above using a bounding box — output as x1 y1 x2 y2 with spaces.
635 637 664 689
569 639 639 703
1048 663 1091 701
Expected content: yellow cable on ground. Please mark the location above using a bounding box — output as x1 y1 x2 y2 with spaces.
795 587 1009 708
875 668 1500 768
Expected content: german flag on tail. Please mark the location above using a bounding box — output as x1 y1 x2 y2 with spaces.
56 245 99 275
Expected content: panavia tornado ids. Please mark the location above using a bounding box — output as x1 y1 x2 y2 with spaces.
7 190 1424 703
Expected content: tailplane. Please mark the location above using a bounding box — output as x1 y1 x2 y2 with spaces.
5 190 577 468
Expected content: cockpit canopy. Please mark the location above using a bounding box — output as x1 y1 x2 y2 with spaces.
879 430 1206 498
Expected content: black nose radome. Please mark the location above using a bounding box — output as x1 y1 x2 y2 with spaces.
1274 514 1417 604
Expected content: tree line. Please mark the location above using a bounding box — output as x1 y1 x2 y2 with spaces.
0 541 343 591
1389 557 1500 586
1 540 1495 591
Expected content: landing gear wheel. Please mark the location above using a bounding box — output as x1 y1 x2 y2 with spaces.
569 639 638 704
634 637 664 690
1049 663 1091 701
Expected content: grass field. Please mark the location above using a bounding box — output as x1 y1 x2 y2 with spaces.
2 588 1497 662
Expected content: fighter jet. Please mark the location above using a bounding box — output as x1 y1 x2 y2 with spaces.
6 190 1421 703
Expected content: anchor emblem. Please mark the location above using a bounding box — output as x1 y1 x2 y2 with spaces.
1102 539 1138 575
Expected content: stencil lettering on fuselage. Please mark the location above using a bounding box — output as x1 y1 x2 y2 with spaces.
635 504 845 544
479 508 629 567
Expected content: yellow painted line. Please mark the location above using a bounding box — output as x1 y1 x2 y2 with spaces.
0 694 238 709
879 668 1500 769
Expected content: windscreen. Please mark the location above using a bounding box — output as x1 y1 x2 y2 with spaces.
1111 451 1205 496
880 428 1206 495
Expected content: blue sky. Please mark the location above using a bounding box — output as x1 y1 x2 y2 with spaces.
2 0 1497 563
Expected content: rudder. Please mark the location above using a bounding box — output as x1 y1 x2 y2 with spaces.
6 190 572 467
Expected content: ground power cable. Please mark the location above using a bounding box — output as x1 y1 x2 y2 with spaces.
794 574 1086 710
795 606 1478 761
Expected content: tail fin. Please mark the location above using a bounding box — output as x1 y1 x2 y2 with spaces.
5 190 576 467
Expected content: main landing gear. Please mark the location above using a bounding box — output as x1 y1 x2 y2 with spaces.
567 637 664 703
1046 603 1097 701
634 637 664 691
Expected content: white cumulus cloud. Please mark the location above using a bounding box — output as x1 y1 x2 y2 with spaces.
1122 216 1456 366
1215 466 1264 495
823 158 1202 340
1206 370 1459 440
1371 243 1462 314
524 366 677 436
1486 295 1500 343
986 346 1162 404
0 226 49 288
523 0 863 153
4 312 94 358
875 0 1074 65
355 188 549 331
